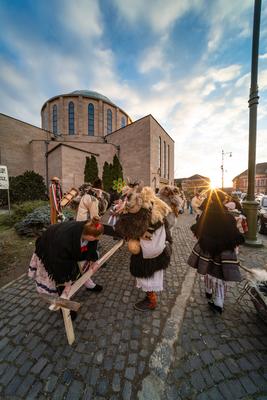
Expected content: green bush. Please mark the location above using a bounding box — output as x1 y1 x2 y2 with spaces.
11 200 48 224
15 205 75 236
0 171 47 206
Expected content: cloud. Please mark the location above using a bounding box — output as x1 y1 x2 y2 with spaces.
113 0 203 32
58 0 103 39
203 0 252 55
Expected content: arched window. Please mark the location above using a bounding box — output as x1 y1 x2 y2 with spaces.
121 116 126 128
68 102 75 135
52 105 57 134
107 109 112 134
88 103 94 135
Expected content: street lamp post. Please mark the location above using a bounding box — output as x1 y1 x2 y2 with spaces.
221 150 232 190
242 0 263 247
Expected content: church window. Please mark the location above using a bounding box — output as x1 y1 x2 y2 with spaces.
68 102 75 135
88 103 94 135
158 137 161 176
52 105 57 134
107 109 112 134
121 116 126 128
164 141 166 178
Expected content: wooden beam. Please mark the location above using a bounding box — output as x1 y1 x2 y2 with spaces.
62 308 75 345
40 293 81 311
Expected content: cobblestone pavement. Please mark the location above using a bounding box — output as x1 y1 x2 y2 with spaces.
0 214 266 399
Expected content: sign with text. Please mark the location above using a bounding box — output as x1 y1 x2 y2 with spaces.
0 165 9 189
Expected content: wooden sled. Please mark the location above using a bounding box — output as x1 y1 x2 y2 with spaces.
60 188 79 207
41 239 124 345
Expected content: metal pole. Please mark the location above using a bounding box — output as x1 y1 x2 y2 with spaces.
7 188 11 217
242 0 262 247
221 150 224 190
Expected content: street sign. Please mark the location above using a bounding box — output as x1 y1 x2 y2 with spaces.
0 165 9 190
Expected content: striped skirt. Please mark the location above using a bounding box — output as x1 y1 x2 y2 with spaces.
188 242 241 282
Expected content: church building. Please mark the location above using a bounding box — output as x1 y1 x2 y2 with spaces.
0 90 174 192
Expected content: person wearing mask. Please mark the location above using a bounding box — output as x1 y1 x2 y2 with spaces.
188 190 244 314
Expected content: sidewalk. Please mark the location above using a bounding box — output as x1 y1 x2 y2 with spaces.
0 214 266 399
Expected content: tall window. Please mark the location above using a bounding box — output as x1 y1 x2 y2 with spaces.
68 102 74 135
52 105 57 134
107 109 112 134
167 145 170 179
164 141 166 178
121 116 126 128
88 103 94 135
158 137 161 176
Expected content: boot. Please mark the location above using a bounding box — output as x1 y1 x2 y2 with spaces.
134 291 157 311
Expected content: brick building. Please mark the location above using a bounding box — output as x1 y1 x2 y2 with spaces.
175 174 210 195
0 90 174 192
232 162 267 194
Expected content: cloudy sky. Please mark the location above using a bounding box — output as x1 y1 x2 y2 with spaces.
0 0 267 187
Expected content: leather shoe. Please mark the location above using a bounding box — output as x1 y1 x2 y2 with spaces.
208 301 223 314
86 284 103 292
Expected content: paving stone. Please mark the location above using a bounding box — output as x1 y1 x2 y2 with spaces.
238 356 255 372
44 375 58 393
125 367 135 381
128 353 138 366
89 367 100 386
0 365 17 386
52 383 67 400
96 377 109 396
114 355 126 371
122 380 132 400
239 375 259 395
226 378 246 398
31 357 48 374
199 350 214 366
66 380 84 400
16 374 35 397
112 373 121 392
4 375 23 396
27 381 43 399
190 370 206 391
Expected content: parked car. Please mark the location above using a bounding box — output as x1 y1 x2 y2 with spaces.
258 195 267 234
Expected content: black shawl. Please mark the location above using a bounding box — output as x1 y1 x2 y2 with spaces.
35 221 98 284
192 205 244 256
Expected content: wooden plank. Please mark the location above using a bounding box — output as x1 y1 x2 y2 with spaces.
67 239 124 299
39 293 81 311
62 308 75 345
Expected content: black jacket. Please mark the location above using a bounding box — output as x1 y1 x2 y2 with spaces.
35 221 98 284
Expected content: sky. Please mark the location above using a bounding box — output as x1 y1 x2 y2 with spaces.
0 0 267 187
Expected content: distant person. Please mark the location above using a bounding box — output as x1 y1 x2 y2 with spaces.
49 176 63 224
191 192 202 220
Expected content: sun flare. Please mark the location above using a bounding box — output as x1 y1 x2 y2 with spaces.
209 178 221 190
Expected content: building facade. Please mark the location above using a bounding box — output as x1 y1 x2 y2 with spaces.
0 90 174 193
232 162 267 194
175 174 210 194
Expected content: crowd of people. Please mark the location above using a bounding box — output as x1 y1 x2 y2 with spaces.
29 179 248 318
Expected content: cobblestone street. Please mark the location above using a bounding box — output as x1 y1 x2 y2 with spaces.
0 213 266 399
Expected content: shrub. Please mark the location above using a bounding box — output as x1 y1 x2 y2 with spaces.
0 171 47 206
11 200 48 224
84 155 99 184
15 206 75 237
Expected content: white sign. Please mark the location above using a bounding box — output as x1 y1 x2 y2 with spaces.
0 165 9 189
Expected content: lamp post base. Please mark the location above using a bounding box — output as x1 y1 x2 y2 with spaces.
242 200 263 247
243 238 263 247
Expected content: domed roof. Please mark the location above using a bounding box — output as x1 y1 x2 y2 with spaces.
69 90 114 104
41 90 116 110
